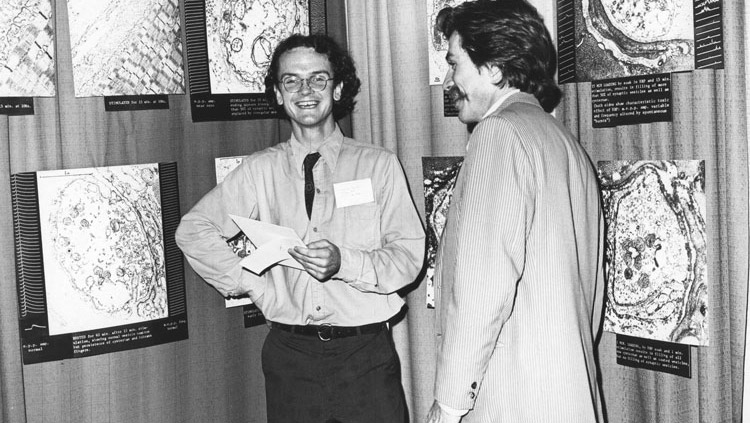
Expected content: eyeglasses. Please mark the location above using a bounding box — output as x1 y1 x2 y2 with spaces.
280 75 334 93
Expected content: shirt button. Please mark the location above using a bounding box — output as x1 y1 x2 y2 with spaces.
469 392 475 399
471 382 477 389
313 227 318 232
316 306 321 311
316 188 320 193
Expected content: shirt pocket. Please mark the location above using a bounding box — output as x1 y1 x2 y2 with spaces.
343 202 381 250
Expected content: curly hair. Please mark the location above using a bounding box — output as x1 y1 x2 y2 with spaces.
437 0 561 112
264 34 361 121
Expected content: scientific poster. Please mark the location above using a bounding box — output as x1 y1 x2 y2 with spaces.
598 160 707 346
67 0 185 97
558 0 723 83
422 156 463 308
0 0 56 97
11 163 188 364
426 0 468 86
185 0 325 121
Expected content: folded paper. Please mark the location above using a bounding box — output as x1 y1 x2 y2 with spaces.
229 214 304 274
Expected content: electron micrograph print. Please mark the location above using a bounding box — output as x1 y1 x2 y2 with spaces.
426 0 468 85
422 157 463 308
0 0 56 96
67 0 185 96
598 160 707 345
205 0 309 94
575 0 695 81
37 164 169 336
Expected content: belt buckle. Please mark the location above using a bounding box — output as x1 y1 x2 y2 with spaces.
317 323 332 342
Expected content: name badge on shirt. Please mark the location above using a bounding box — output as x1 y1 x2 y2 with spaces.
334 178 374 208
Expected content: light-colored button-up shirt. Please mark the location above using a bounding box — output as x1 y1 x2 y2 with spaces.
175 127 425 326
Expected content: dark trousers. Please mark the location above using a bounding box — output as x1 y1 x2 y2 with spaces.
262 325 408 423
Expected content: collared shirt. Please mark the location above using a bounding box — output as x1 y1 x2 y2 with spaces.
480 88 520 121
175 127 425 326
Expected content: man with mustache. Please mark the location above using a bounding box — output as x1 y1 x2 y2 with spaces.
425 1 605 422
176 34 425 423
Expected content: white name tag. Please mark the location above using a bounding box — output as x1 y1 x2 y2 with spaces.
334 178 374 208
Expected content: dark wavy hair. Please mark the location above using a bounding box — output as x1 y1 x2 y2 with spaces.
437 0 561 112
264 34 361 121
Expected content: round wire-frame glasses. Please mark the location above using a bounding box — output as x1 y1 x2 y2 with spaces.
280 75 334 93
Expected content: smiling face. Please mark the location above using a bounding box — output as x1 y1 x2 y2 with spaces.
443 32 502 124
274 47 343 131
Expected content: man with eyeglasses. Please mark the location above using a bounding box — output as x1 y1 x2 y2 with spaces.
176 34 425 423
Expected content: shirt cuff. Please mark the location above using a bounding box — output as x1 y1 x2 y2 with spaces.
334 246 363 283
438 401 469 417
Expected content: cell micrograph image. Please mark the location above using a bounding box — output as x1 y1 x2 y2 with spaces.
206 0 309 94
37 164 169 336
598 160 707 345
426 0 467 85
0 0 56 96
67 0 185 97
575 0 694 81
422 156 463 308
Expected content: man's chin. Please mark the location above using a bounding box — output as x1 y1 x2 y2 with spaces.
456 110 478 125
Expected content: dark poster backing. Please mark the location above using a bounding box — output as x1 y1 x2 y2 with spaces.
0 97 34 115
185 0 327 122
104 95 170 111
694 0 724 69
243 303 267 328
616 334 692 378
592 74 672 128
556 0 576 84
11 163 188 364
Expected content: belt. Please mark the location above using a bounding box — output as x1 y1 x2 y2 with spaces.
270 321 386 342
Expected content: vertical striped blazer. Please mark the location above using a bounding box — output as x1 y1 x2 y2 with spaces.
433 92 605 422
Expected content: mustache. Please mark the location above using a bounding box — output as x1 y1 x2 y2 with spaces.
447 86 465 103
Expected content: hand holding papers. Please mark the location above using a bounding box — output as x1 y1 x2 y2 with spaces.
229 215 305 274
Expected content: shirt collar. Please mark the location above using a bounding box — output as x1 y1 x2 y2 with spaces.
481 88 521 120
290 126 344 175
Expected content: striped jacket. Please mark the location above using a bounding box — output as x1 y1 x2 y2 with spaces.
433 92 605 422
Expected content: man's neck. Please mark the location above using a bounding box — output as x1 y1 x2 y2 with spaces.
291 118 337 150
482 86 520 120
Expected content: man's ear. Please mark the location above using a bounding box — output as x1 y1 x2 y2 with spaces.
274 86 283 105
333 82 343 101
487 64 503 85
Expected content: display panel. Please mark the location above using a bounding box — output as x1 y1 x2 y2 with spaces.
598 160 707 346
12 163 188 364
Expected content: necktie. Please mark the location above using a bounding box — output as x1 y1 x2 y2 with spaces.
303 152 321 219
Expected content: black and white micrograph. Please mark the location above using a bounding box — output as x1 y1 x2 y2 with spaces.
67 0 185 96
575 0 695 81
422 156 463 308
599 160 707 345
206 0 308 94
37 164 169 335
0 0 56 96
